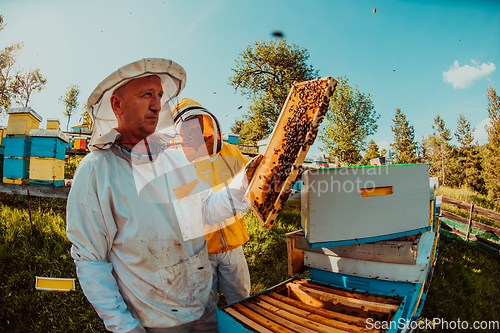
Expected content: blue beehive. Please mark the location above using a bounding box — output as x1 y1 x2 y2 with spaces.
30 129 68 160
3 136 31 184
3 136 32 158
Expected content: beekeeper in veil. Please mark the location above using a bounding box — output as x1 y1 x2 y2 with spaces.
66 58 261 333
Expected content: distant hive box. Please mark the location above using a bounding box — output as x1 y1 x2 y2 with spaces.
46 119 60 130
6 107 42 136
29 129 69 187
301 164 431 248
73 138 86 150
0 126 6 145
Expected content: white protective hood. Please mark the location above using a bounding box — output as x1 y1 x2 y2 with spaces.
87 58 186 148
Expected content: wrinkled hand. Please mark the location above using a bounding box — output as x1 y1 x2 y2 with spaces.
245 154 263 185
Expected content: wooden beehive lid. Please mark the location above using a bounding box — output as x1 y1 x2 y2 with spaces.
7 107 43 122
29 129 69 143
244 77 337 229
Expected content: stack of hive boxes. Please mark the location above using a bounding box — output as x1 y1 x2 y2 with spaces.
3 107 42 184
29 119 69 187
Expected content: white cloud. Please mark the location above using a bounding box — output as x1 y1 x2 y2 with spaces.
443 60 496 89
475 118 491 145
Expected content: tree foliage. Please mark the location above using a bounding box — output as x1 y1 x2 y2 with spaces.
455 113 476 188
422 113 452 184
228 38 318 144
59 84 80 131
390 108 417 164
483 86 500 199
319 76 379 165
0 15 24 112
11 68 47 107
361 139 381 165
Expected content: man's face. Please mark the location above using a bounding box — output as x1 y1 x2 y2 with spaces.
180 116 206 149
112 75 164 142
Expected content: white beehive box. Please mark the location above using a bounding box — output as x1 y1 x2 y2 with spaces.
301 164 431 247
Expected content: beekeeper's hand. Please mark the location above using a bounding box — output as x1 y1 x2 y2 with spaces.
244 154 263 185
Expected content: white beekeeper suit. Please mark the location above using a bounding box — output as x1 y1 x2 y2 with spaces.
66 59 250 333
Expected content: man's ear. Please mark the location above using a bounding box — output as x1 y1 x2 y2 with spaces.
110 95 122 115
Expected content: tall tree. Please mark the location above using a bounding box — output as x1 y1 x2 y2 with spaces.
228 38 318 144
319 76 379 165
361 140 381 165
11 68 47 107
432 113 452 185
59 84 80 131
0 15 24 112
483 86 500 199
455 112 475 188
390 108 417 164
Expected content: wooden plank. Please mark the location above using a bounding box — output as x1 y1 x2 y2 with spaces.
259 294 378 333
244 77 337 229
286 235 304 277
250 298 340 333
442 196 500 224
290 282 400 313
442 210 500 237
243 301 319 333
0 182 70 198
223 308 274 333
231 303 295 333
291 230 418 265
292 280 401 305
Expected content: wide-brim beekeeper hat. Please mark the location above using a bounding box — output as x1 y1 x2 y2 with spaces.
87 58 186 146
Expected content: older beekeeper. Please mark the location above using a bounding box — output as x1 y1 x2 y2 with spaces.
66 58 261 333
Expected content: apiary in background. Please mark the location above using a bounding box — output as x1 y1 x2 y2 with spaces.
301 164 431 248
245 77 337 229
29 129 69 187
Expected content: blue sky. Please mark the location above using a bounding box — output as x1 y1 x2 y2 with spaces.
1 0 499 157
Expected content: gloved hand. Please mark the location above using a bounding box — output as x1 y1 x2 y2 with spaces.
244 154 263 185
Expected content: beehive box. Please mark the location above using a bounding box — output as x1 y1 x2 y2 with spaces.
6 107 42 136
301 164 431 248
30 129 69 160
73 138 86 150
217 277 404 333
3 136 32 159
3 157 30 183
46 119 60 130
244 77 337 229
29 157 65 187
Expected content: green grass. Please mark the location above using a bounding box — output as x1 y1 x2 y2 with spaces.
437 186 500 214
416 235 500 333
0 199 105 333
242 200 308 297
